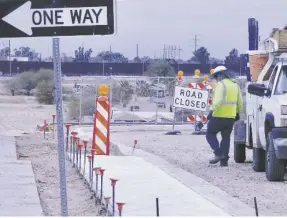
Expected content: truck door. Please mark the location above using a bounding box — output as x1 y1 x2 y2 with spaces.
258 63 282 148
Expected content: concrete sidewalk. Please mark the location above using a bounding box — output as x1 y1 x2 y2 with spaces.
73 154 230 216
0 136 42 216
74 126 257 216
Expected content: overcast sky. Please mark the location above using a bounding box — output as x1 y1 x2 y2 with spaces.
0 0 286 60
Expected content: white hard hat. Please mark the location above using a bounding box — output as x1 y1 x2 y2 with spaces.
213 66 227 74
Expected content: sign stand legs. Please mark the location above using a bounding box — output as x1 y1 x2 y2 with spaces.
53 38 68 216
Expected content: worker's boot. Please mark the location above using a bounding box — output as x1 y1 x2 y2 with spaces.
209 155 224 164
220 156 229 167
220 160 228 167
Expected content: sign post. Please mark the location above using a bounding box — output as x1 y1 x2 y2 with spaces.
165 70 184 135
0 0 116 216
53 37 68 216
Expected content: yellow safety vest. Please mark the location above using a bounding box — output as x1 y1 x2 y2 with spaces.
212 79 239 118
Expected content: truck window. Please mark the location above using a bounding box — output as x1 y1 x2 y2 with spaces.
267 66 278 91
274 66 287 95
263 64 276 81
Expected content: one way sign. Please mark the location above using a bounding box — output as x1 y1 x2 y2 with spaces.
0 0 115 38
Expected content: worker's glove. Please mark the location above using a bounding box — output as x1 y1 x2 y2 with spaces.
235 113 240 121
207 111 213 120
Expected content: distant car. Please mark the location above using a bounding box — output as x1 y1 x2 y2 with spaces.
130 106 140 112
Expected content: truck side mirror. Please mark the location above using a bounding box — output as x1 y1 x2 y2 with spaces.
248 83 268 97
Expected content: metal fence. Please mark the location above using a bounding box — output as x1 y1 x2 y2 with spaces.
62 76 246 125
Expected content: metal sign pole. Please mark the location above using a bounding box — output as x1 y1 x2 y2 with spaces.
53 37 68 216
166 78 181 135
155 77 159 124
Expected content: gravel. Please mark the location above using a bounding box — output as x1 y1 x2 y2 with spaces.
111 127 287 216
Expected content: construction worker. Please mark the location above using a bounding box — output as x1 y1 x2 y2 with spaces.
206 66 243 166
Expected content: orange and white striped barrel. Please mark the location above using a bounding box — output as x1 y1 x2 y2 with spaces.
92 96 110 155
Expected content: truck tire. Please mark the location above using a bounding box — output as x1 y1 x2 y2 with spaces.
252 147 265 172
234 143 246 163
265 132 285 181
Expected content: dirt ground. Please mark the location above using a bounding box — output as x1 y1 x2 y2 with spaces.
16 133 101 216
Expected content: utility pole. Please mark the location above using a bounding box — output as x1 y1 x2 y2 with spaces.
162 45 166 59
166 45 169 59
109 45 112 62
168 45 171 59
136 44 139 58
9 40 11 77
193 35 200 52
173 46 177 59
177 47 182 60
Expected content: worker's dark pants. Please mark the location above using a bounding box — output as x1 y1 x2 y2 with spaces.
206 117 234 161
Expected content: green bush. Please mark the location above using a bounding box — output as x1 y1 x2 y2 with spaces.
68 96 95 120
5 77 21 96
18 71 37 95
112 81 134 107
35 68 54 84
35 80 54 104
145 60 175 77
68 99 80 120
34 69 54 104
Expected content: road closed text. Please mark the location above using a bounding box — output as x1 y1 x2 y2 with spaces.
173 86 209 112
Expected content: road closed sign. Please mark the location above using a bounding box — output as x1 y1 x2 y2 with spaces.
173 86 209 112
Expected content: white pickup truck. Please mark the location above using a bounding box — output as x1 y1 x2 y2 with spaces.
233 28 287 181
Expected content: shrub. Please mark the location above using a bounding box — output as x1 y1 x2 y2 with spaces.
18 71 37 95
5 77 20 96
145 60 176 77
34 69 54 104
112 80 134 107
68 99 80 120
35 80 54 104
35 68 54 84
68 96 95 120
81 96 96 116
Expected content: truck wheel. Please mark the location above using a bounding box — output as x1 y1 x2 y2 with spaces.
252 147 265 172
265 132 285 181
234 143 246 163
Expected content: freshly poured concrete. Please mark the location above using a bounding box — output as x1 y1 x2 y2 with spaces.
73 126 258 216
72 154 230 216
